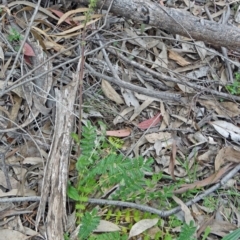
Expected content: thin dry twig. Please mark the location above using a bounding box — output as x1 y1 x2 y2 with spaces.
107 47 240 101
1 164 239 218
85 62 181 101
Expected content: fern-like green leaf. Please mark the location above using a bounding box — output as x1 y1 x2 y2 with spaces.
79 208 100 240
67 184 79 201
178 221 197 240
222 228 240 240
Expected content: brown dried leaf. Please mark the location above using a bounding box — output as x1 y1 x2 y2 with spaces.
101 79 124 104
215 146 240 171
145 132 172 143
199 99 240 118
169 140 176 180
57 7 89 25
168 50 190 66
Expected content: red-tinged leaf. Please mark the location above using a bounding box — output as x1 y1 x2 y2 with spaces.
137 113 162 130
48 9 72 25
23 43 35 56
106 128 131 137
24 55 32 65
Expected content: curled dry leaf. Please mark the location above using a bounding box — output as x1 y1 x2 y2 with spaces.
57 7 89 25
106 128 131 137
128 218 158 239
138 113 162 130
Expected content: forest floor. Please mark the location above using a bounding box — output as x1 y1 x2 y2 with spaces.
0 0 239 239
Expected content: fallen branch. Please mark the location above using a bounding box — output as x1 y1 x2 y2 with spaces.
78 0 240 51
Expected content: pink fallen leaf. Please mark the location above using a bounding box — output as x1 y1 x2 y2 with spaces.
106 128 131 137
137 113 162 130
48 9 72 25
23 43 35 56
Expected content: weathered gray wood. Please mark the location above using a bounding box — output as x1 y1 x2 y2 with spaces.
36 74 78 240
78 0 240 51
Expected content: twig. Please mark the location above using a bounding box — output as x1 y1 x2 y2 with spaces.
1 164 239 218
107 47 240 102
1 34 239 98
85 62 181 101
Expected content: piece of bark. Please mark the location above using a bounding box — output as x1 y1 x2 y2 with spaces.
78 0 240 51
36 74 78 240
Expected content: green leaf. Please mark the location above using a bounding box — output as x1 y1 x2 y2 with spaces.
76 203 86 210
178 221 196 240
78 196 88 202
71 132 80 144
202 226 211 240
67 185 79 201
222 228 240 240
78 208 100 239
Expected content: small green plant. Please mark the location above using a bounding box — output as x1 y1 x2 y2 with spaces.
225 72 240 95
202 196 217 211
176 152 198 183
168 215 182 228
7 28 22 42
84 0 98 25
68 121 156 238
68 121 217 239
